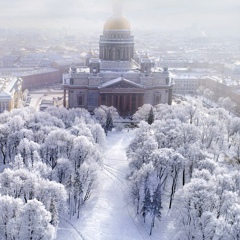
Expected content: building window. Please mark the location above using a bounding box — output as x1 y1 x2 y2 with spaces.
154 93 161 104
77 93 84 106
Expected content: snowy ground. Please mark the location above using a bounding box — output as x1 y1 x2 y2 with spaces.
57 129 175 240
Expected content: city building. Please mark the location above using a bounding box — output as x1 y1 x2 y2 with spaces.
19 68 60 90
200 76 240 113
63 2 173 116
172 75 199 95
0 77 22 113
170 68 217 95
0 67 61 90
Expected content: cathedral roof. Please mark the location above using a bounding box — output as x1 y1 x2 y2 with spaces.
100 60 140 71
99 76 144 89
104 15 131 31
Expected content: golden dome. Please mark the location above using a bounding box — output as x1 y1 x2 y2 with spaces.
104 15 131 31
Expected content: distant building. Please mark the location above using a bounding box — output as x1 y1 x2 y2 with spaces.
63 1 173 116
200 76 240 113
0 55 20 67
0 67 61 90
52 59 84 83
157 57 209 69
0 67 35 76
172 75 199 95
170 68 214 95
0 77 22 113
18 68 60 90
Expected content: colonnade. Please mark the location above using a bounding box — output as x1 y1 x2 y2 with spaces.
99 93 143 116
99 46 134 61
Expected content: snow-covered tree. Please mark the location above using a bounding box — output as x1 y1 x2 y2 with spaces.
87 123 106 148
0 124 9 164
133 104 152 122
17 138 40 166
147 107 154 125
41 129 74 169
104 109 114 134
67 162 98 218
94 105 121 129
229 133 240 163
203 88 214 104
218 97 237 114
0 106 104 231
141 187 151 223
183 100 199 125
168 151 185 209
149 183 162 235
52 158 73 184
16 199 56 240
0 195 23 239
174 174 218 240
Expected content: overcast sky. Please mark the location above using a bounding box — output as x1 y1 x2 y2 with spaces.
0 0 239 34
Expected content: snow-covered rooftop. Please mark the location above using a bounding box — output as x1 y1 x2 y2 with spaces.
207 76 239 86
0 77 21 100
15 68 58 77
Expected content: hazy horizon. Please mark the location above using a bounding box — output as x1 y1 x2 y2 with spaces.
0 0 239 35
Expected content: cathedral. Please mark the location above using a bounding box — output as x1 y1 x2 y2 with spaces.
63 1 173 116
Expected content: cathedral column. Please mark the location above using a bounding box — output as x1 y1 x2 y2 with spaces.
106 47 109 60
168 89 173 105
120 48 123 60
117 95 120 110
99 94 102 106
106 95 108 106
113 48 116 60
100 47 103 59
105 47 107 59
139 94 143 106
129 94 132 113
111 95 114 106
136 94 139 110
109 48 112 60
123 95 126 115
63 89 66 107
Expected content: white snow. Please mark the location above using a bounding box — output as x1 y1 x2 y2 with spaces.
57 129 175 240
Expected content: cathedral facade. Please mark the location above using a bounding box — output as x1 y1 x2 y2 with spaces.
63 4 173 116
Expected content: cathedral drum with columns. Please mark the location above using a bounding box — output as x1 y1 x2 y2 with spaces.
63 1 173 116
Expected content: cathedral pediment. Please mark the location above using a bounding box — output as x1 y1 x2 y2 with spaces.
99 77 144 89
